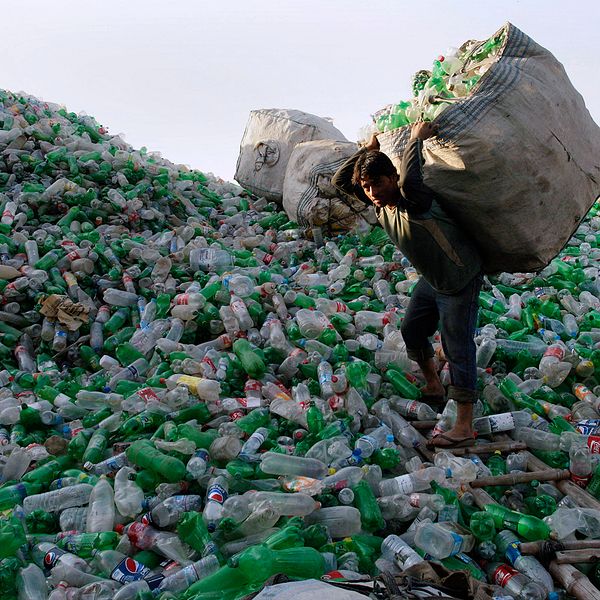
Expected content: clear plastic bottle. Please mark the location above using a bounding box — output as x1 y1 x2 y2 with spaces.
86 475 115 533
23 484 94 515
379 467 446 496
494 530 554 595
414 522 475 558
16 564 48 600
381 534 424 569
157 554 220 594
486 561 546 600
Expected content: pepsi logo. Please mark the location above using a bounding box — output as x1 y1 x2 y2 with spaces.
209 490 223 503
124 557 141 574
44 551 58 567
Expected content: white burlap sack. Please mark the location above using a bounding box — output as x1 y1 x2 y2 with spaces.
283 139 377 234
378 22 600 274
234 109 347 203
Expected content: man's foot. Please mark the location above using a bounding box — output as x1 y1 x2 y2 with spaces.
426 429 476 449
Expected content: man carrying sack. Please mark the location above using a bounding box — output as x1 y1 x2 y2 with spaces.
332 122 482 449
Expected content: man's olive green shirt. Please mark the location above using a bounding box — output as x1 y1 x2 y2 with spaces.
332 138 482 294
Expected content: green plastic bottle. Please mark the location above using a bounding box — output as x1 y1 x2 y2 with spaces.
233 338 266 379
125 439 186 483
469 511 497 541
484 504 552 541
352 480 385 532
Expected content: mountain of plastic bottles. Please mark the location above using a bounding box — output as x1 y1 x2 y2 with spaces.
2 87 600 599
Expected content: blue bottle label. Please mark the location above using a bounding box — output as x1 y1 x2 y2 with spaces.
505 541 521 564
207 483 227 505
111 557 151 583
448 532 463 556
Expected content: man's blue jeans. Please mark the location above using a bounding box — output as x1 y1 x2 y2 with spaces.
400 274 483 399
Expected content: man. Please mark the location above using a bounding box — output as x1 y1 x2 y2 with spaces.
332 122 483 448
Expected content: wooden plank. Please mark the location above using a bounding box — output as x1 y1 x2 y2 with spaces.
549 562 600 600
521 540 600 555
555 549 600 564
448 440 527 456
470 468 570 488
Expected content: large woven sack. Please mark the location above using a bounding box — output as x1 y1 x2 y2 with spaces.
378 22 600 274
234 109 347 203
282 139 377 234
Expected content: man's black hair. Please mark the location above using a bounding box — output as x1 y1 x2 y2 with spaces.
351 150 398 186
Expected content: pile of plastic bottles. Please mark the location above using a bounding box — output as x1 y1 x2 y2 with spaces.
3 87 600 600
372 29 506 130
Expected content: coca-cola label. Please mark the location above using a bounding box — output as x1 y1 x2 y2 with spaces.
111 557 151 583
571 472 592 487
492 564 518 587
588 436 600 454
207 483 227 505
137 388 159 403
229 409 244 421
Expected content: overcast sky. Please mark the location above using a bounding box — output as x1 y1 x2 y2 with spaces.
4 0 599 182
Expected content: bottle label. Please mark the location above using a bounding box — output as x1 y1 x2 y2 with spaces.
448 532 463 557
488 413 516 432
137 388 160 404
505 541 521 564
140 512 154 526
176 375 203 396
282 476 317 493
358 435 377 453
544 345 565 360
492 564 518 587
395 545 419 568
144 573 165 590
588 436 600 454
393 475 415 494
576 419 600 435
207 483 227 505
408 493 421 508
111 557 151 583
571 472 592 487
42 546 67 572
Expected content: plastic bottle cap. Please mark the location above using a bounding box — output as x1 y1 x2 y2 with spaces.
114 523 125 534
386 434 394 442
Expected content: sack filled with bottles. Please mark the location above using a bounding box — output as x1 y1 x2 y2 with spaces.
375 22 600 274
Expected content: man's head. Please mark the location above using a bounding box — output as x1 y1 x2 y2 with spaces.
352 150 400 208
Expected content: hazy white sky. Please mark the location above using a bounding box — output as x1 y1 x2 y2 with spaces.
5 0 599 182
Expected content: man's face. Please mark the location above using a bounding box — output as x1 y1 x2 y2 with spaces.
360 173 399 208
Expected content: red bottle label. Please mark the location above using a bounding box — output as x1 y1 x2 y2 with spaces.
493 564 518 587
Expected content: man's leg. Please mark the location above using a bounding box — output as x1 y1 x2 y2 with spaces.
401 278 444 398
430 275 482 446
